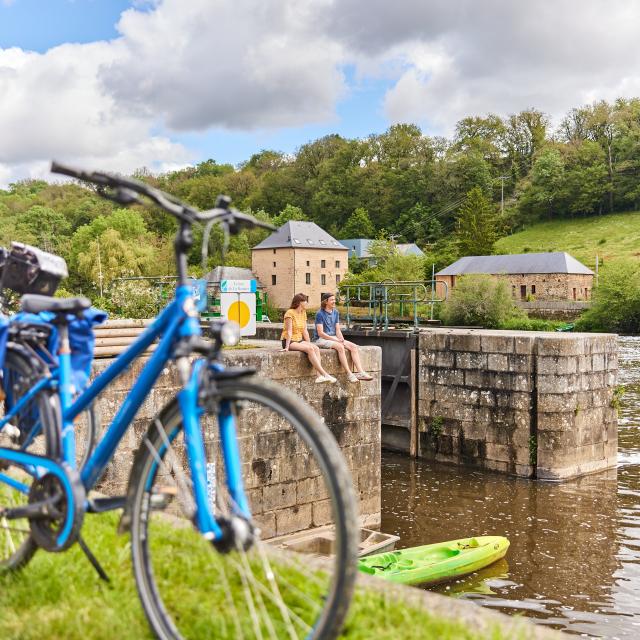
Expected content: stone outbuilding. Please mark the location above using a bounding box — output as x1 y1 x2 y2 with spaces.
252 221 349 309
436 252 594 302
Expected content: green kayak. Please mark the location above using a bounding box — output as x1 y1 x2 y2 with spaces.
358 536 510 586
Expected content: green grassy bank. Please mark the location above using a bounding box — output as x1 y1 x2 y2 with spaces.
0 513 530 640
496 211 640 268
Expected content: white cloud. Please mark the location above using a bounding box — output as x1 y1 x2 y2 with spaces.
101 0 346 130
3 0 640 185
333 0 640 133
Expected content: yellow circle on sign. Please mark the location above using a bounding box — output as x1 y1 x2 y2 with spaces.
228 300 251 328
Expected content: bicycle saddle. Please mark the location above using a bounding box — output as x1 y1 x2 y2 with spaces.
21 294 91 315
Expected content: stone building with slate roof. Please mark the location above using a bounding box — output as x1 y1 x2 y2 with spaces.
252 221 349 309
436 252 594 302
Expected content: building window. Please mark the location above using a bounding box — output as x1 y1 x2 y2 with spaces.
273 249 276 254
271 275 277 285
273 261 276 267
306 273 311 285
585 288 589 299
336 274 341 284
335 260 340 268
512 285 516 297
531 285 536 295
520 285 526 300
321 274 326 286
573 287 577 300
321 259 326 268
306 260 310 267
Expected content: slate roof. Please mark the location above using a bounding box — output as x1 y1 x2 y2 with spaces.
205 266 256 282
253 221 347 251
436 252 594 276
339 239 425 259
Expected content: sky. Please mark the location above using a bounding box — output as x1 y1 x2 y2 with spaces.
1 0 640 186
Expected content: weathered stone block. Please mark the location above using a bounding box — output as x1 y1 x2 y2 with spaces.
481 334 515 354
456 352 487 369
537 392 577 412
449 332 482 352
275 504 313 536
487 353 509 371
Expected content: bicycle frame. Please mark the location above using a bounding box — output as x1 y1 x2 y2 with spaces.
0 284 250 542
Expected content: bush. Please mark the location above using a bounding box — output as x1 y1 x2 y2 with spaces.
576 259 640 333
440 274 523 328
499 316 563 331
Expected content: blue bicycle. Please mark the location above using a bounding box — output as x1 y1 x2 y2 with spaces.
0 163 358 639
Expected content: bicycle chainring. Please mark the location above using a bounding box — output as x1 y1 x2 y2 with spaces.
28 471 84 552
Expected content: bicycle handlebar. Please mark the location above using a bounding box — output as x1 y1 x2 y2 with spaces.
50 161 275 232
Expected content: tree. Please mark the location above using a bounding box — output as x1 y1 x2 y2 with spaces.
440 274 523 328
577 260 640 333
76 228 157 289
272 204 308 228
340 207 375 238
454 187 501 256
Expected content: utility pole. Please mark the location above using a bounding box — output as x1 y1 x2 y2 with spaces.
498 175 509 215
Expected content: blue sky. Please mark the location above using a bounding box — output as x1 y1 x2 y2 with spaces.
0 0 132 51
0 0 393 167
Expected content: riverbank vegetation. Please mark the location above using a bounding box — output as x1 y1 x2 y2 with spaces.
0 513 519 640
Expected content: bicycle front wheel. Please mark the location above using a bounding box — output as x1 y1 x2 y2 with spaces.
128 375 358 640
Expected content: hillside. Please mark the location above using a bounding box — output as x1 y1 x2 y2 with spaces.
495 211 640 270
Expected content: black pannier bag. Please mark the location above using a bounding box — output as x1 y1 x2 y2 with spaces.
0 242 68 296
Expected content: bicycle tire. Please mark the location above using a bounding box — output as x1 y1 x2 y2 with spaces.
0 346 60 572
127 374 358 640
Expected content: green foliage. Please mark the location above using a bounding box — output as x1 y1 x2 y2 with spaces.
340 207 375 238
454 187 503 256
498 316 564 331
611 384 625 412
440 275 523 328
272 204 308 227
430 416 444 438
576 260 640 333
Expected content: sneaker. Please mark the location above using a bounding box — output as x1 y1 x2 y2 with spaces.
327 375 337 383
315 375 331 384
356 371 373 381
347 373 359 383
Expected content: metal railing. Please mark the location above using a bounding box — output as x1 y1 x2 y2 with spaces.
338 279 448 330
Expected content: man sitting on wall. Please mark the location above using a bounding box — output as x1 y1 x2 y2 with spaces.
314 292 373 383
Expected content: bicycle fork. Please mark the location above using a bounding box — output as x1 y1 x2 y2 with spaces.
177 359 253 552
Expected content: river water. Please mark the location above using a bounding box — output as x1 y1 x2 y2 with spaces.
380 336 640 639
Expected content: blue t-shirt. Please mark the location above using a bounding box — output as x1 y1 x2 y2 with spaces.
314 308 339 340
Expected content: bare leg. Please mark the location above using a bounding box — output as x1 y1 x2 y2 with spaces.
289 342 331 377
329 342 352 375
344 341 365 373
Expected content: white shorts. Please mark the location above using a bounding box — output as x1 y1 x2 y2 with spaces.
315 338 338 348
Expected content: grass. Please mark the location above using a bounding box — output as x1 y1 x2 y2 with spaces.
0 513 518 640
496 210 640 269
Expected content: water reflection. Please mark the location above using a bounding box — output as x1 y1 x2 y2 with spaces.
381 336 640 638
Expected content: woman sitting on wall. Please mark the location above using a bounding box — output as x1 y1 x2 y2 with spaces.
314 292 373 382
281 293 337 384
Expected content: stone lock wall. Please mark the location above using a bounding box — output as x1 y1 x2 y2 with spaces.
418 329 618 480
89 345 381 537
